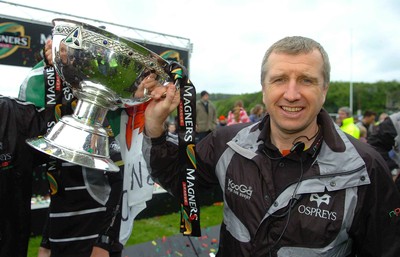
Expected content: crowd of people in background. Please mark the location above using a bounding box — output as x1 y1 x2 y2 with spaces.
335 107 400 190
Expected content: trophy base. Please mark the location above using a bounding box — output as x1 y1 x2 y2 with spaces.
26 136 119 172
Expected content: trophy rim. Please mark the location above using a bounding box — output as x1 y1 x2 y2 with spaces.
51 18 169 67
26 136 120 172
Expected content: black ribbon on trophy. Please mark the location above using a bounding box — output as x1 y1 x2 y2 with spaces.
44 66 75 195
167 62 201 237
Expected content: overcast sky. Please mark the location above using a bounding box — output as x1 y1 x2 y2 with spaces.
1 0 399 98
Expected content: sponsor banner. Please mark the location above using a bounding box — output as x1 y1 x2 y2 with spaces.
0 17 190 69
0 17 51 67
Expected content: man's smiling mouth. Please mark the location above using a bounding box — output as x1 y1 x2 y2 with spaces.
282 106 302 112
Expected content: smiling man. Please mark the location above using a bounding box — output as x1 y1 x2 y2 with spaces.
141 36 400 257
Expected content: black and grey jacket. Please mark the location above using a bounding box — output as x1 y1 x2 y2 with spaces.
143 109 400 257
0 96 46 257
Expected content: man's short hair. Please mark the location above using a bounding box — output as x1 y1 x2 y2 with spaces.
200 91 209 97
260 36 331 87
339 106 352 117
363 110 377 117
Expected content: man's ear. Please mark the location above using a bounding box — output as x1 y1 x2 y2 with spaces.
322 85 329 103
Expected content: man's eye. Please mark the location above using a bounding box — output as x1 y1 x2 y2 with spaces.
302 78 313 84
273 78 284 83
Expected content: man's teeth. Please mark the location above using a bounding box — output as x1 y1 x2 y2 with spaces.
282 107 302 112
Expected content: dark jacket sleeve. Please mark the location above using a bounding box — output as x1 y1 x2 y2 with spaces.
349 146 400 256
143 125 227 196
0 96 48 256
143 132 182 197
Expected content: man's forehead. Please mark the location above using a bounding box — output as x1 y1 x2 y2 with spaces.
269 49 322 60
266 51 324 73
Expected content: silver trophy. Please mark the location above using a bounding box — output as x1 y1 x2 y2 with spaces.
26 18 171 172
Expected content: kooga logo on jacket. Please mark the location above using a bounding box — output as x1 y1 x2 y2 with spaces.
227 178 253 200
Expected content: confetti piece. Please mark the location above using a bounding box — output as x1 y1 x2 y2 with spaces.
152 240 157 246
175 251 183 256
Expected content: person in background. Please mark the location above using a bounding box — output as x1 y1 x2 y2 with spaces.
368 112 400 190
358 124 368 143
227 100 250 125
369 112 389 135
249 104 265 123
167 119 177 135
337 106 360 139
218 115 227 127
357 110 377 139
140 36 400 256
378 112 389 123
196 90 217 142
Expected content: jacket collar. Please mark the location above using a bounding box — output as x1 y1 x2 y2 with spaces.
257 109 346 157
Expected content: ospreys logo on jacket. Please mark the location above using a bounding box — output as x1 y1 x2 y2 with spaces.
297 193 337 221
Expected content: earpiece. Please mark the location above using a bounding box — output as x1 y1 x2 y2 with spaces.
290 141 305 155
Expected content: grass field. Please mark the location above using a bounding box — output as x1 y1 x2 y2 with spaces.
27 203 224 257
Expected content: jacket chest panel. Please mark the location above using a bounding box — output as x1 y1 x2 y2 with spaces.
223 151 350 247
252 188 347 253
224 157 270 233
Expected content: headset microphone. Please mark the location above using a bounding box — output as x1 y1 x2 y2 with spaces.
290 141 305 155
263 141 305 160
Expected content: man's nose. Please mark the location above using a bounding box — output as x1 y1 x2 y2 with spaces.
283 81 301 101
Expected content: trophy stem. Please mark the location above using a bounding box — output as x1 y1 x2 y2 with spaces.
73 99 109 127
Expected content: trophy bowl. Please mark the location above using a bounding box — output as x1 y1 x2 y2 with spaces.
26 18 172 172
